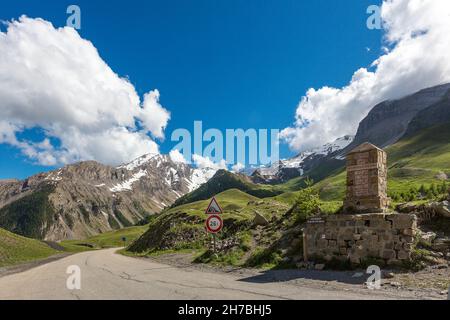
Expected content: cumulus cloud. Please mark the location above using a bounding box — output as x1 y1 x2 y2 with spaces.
169 149 187 164
192 154 228 170
231 163 245 173
281 0 450 151
0 16 170 166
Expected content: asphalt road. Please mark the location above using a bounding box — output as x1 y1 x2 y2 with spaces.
0 248 391 300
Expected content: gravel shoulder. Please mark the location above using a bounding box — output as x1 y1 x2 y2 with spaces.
0 252 72 279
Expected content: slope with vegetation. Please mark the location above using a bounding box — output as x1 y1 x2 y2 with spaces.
0 227 57 267
127 186 334 269
171 170 284 207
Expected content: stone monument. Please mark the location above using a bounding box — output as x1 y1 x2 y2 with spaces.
303 142 416 266
344 142 390 213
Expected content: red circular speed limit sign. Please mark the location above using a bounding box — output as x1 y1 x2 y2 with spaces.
205 215 223 234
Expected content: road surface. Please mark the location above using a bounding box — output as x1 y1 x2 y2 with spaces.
0 248 394 300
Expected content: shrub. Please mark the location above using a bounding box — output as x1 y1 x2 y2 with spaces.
292 182 321 223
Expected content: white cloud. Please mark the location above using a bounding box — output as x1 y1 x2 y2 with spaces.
231 163 245 173
281 0 450 151
192 154 228 171
169 149 187 164
0 16 170 166
139 90 170 139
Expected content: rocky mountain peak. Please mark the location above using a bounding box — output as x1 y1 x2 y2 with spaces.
0 152 218 241
251 135 354 184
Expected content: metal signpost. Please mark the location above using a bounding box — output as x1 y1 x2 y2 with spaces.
205 197 223 253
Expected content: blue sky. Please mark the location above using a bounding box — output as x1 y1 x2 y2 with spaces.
0 0 383 179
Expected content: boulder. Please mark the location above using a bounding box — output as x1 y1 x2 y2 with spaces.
296 261 313 269
253 211 269 226
396 202 418 213
382 271 395 279
314 264 325 270
432 237 450 252
430 201 450 218
420 231 437 243
435 172 448 180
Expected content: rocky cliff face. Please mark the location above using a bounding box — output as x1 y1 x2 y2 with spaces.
405 90 450 137
0 154 216 241
342 83 450 153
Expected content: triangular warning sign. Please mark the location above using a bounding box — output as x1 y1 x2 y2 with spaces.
205 197 223 214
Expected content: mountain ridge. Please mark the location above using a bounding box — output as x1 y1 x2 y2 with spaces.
0 154 217 240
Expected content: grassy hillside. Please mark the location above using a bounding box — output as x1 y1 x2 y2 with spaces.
127 189 296 266
316 123 450 203
126 187 340 268
60 224 149 252
0 227 58 267
172 170 284 207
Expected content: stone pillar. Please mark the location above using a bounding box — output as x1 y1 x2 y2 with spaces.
344 142 390 213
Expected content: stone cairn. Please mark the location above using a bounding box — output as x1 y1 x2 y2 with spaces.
304 142 417 266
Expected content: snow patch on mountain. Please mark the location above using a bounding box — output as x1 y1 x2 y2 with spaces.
255 135 354 179
117 153 159 171
110 169 147 192
287 135 353 166
185 167 217 192
164 167 180 186
45 170 63 182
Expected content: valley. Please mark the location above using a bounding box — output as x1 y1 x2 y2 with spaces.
0 84 449 300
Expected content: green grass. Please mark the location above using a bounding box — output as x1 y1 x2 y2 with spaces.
60 224 149 252
0 227 58 267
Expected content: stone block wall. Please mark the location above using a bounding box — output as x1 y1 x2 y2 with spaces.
305 213 417 265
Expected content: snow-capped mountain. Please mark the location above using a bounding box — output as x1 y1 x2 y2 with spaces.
0 153 217 241
251 135 354 183
113 153 216 194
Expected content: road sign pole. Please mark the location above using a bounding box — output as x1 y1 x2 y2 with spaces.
205 197 223 253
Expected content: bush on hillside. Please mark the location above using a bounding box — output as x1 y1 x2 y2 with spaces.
292 181 321 223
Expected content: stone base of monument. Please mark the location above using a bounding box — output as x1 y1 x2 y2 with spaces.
304 213 417 266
